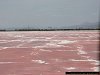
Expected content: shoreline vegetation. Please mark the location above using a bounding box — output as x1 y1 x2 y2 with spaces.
0 28 99 31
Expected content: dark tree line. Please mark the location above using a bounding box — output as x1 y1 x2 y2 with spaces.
0 28 99 31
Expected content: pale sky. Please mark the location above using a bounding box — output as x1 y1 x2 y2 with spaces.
0 0 99 28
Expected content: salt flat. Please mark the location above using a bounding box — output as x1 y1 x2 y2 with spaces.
0 30 99 75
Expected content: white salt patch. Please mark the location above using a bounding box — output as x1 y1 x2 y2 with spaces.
16 47 29 48
1 47 9 49
0 47 30 50
30 52 38 55
40 49 52 52
24 37 32 38
53 59 60 62
31 60 48 64
33 41 65 48
30 52 34 55
58 40 76 44
81 56 90 59
51 59 66 62
10 40 22 42
0 40 9 43
46 37 52 40
0 40 24 43
90 61 99 65
0 62 18 64
77 50 87 54
77 46 87 54
56 50 75 51
45 63 49 64
14 35 24 37
57 71 61 72
29 39 49 42
16 43 24 47
35 37 45 39
28 39 39 43
91 62 99 65
46 43 62 47
85 40 99 42
69 59 99 62
63 67 76 70
91 67 99 71
34 45 47 48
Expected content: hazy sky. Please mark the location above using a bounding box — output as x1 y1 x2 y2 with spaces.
0 0 99 27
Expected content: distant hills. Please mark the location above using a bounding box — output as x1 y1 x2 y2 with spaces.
0 22 99 31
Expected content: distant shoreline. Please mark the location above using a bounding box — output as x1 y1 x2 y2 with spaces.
0 29 99 31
